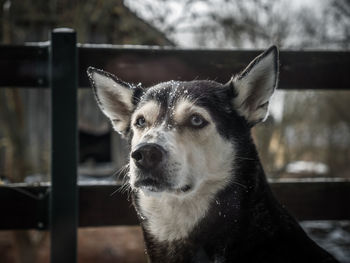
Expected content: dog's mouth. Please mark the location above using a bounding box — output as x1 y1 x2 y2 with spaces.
134 177 192 195
134 178 164 193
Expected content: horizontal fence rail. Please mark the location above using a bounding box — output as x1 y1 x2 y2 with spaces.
1 180 350 230
0 44 350 90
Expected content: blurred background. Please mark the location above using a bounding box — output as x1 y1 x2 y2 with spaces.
0 0 349 262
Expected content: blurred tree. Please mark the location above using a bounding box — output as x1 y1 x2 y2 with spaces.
126 0 308 48
0 0 174 45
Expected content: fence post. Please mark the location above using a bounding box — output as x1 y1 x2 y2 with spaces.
50 28 78 263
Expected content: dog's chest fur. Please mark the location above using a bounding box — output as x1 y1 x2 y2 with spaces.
136 174 232 242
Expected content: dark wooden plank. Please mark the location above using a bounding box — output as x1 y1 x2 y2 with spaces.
0 184 137 230
0 180 349 230
0 185 49 229
279 51 350 91
78 47 350 90
1 44 349 90
0 45 49 88
79 184 138 227
271 180 350 221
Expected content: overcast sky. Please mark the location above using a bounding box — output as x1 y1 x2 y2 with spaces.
125 0 326 48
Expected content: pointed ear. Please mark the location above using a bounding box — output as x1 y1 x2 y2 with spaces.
231 46 279 126
87 67 135 136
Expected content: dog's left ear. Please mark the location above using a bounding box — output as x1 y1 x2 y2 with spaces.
87 67 136 136
230 46 279 126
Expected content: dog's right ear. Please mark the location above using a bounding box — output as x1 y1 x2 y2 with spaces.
87 67 135 136
229 46 279 126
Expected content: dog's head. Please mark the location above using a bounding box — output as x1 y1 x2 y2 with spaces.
87 46 278 197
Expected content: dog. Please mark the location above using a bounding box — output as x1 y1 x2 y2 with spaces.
87 46 338 262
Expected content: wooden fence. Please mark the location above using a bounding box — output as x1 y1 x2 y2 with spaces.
0 29 349 263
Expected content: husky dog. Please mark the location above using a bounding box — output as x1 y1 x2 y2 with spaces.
87 46 338 263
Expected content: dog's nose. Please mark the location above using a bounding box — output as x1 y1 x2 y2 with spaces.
131 143 166 170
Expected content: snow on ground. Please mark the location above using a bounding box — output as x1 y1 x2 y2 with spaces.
301 221 350 263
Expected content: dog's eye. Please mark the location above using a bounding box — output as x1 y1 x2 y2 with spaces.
189 114 207 128
135 116 146 128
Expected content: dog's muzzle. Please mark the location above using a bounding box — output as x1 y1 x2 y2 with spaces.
131 143 169 192
131 143 166 170
131 143 192 194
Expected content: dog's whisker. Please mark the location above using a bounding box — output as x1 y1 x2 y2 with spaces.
231 181 248 190
235 156 257 161
110 168 131 197
110 179 131 197
113 163 130 177
112 164 130 185
110 188 120 197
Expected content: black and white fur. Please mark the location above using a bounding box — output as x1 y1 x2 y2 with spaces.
87 46 338 263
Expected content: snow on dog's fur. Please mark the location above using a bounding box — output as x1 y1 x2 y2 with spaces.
87 46 338 263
